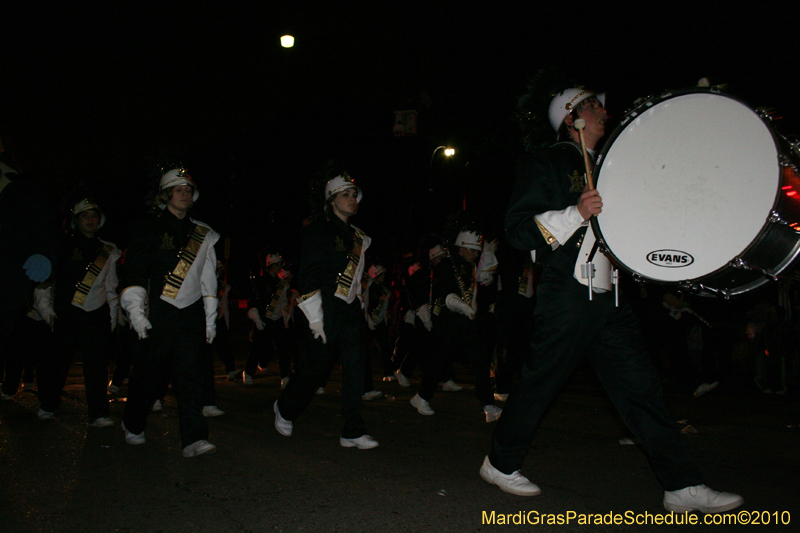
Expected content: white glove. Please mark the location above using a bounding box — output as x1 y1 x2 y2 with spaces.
40 307 57 328
121 286 152 340
129 313 152 340
247 308 266 331
33 285 57 327
415 304 433 332
204 297 218 344
309 321 327 344
483 239 498 254
366 315 376 331
445 293 475 320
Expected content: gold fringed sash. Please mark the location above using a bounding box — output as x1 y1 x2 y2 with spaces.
72 244 115 306
265 281 287 319
370 287 390 323
335 228 366 300
162 224 211 299
518 257 534 296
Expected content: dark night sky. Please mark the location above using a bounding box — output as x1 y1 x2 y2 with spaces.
2 1 798 281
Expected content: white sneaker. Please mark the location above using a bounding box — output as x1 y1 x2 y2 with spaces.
227 370 240 381
315 387 325 395
410 394 434 415
281 376 290 389
243 372 254 385
480 456 541 496
107 381 120 394
121 421 145 445
663 484 743 514
394 370 411 387
362 390 382 401
273 401 292 437
494 393 509 402
182 440 217 457
151 399 163 412
484 405 502 423
442 379 463 392
37 408 54 420
340 435 379 449
202 405 225 417
90 417 114 428
693 382 719 398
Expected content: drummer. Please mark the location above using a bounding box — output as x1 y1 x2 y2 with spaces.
479 83 743 514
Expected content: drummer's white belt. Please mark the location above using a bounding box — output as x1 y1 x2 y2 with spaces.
573 226 614 294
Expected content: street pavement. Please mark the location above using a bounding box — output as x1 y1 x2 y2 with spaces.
1 347 799 532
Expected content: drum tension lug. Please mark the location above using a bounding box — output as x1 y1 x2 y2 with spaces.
768 211 789 226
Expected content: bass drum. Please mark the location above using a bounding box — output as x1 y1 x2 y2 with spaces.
592 88 800 297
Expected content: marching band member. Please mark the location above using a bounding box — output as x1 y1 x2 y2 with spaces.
273 171 378 449
35 198 121 427
244 252 293 387
410 228 501 422
120 167 219 457
482 84 743 514
362 262 392 397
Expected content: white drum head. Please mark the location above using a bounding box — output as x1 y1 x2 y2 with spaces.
595 92 779 283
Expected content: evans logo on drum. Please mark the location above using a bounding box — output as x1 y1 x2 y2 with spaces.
646 250 694 268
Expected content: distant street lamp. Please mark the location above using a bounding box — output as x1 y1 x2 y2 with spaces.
280 35 295 48
430 145 455 169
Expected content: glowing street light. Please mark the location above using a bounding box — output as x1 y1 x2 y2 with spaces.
280 35 295 48
430 145 455 167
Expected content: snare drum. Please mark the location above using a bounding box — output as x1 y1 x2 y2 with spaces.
593 88 800 297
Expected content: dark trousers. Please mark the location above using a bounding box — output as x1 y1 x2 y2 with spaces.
366 322 394 378
394 319 432 378
211 317 236 373
2 315 47 395
38 305 110 420
494 293 535 394
123 301 208 448
418 311 495 407
245 318 293 378
110 325 136 386
277 303 367 439
489 267 704 491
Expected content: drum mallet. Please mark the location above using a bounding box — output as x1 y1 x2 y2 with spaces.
573 118 595 190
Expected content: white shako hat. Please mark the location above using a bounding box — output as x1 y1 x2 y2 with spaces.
428 244 446 262
548 88 606 132
71 198 105 229
264 253 283 267
324 173 363 203
368 264 386 279
455 230 484 251
159 167 199 203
